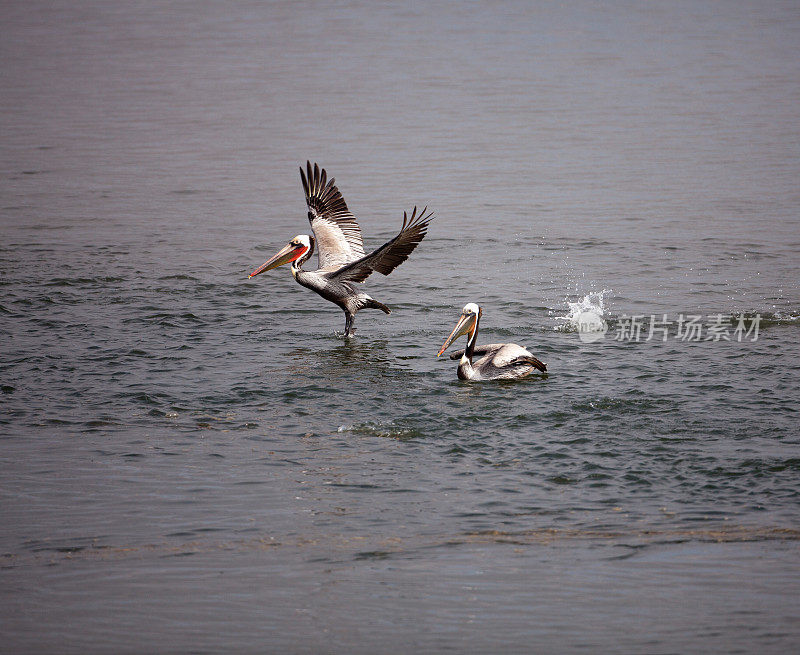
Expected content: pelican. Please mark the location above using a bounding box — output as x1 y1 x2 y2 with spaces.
437 303 547 380
249 162 434 337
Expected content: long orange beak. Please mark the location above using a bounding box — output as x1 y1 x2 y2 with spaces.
248 242 306 278
437 313 475 357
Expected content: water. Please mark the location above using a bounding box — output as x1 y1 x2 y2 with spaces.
2 1 800 652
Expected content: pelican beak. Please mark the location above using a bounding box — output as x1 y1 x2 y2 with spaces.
248 242 305 278
437 312 474 357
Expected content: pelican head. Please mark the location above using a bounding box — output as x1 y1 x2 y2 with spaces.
249 234 313 278
438 303 481 357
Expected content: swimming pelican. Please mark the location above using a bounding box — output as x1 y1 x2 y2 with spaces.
249 162 434 337
437 303 547 380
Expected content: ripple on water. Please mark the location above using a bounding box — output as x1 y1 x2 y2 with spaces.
338 421 427 441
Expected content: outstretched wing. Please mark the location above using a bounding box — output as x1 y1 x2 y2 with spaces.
300 161 366 270
326 206 434 284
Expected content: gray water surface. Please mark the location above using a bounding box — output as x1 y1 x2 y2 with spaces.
2 1 800 652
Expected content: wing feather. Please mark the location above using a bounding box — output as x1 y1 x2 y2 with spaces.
326 206 434 284
299 161 365 269
448 344 507 360
505 354 547 372
451 343 547 375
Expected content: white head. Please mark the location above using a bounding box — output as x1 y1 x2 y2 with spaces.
248 234 314 278
294 234 312 250
437 302 482 357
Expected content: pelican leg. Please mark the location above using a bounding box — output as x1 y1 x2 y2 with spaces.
343 312 356 338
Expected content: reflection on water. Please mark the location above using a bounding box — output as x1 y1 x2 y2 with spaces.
283 341 409 387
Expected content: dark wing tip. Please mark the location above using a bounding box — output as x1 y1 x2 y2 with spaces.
405 205 435 230
306 161 314 197
528 357 547 372
299 165 309 196
368 206 435 277
302 161 341 215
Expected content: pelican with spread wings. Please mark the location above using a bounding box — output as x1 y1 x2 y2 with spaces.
249 162 434 337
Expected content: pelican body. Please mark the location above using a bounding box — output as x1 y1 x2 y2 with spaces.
438 303 547 381
249 162 433 337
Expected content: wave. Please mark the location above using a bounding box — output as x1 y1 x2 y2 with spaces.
338 421 426 441
755 310 800 328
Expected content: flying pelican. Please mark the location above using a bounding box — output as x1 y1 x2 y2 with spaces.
437 303 547 380
249 162 434 337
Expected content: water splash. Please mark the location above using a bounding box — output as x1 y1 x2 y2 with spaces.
553 289 612 333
